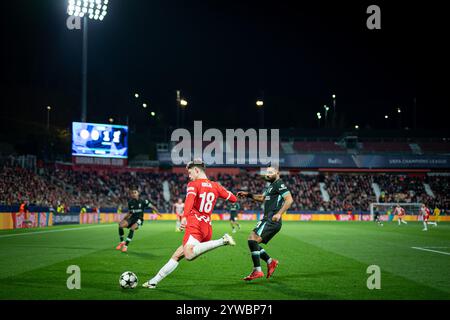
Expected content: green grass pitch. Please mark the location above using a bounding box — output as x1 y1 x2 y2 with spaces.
0 220 449 300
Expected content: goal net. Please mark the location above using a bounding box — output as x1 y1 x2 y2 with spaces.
369 202 423 220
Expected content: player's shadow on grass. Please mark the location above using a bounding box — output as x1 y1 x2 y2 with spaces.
275 271 343 279
265 281 336 299
210 272 341 299
12 245 97 250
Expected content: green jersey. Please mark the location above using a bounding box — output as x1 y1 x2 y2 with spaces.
228 202 240 213
262 179 291 222
128 199 155 220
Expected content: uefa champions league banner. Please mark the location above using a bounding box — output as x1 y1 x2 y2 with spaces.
280 154 450 168
354 155 450 168
158 151 450 168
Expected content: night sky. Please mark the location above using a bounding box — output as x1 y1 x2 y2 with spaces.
1 0 448 133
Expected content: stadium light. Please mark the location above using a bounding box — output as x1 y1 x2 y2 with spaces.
46 106 51 130
332 94 336 99
151 111 156 117
316 112 322 127
143 103 147 108
385 115 389 119
180 99 188 107
134 93 139 99
108 117 114 123
67 0 109 20
256 100 264 107
397 107 401 113
67 0 109 123
323 105 329 128
355 125 359 129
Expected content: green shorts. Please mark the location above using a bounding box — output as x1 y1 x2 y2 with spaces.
253 219 281 244
126 216 143 229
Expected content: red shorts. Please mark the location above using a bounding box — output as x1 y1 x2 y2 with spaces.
398 213 405 218
424 215 430 221
182 214 212 245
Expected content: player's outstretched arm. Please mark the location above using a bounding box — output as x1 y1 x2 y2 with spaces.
237 191 264 202
145 199 161 215
217 184 237 203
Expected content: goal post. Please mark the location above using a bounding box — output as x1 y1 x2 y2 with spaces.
370 202 424 220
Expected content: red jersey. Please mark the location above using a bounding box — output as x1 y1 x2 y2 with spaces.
421 207 431 217
183 179 237 220
393 207 405 216
182 178 237 245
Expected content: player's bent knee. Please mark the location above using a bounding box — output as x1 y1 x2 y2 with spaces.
183 246 195 261
184 251 195 261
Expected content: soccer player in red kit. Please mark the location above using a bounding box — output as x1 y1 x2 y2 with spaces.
143 159 237 288
421 204 437 231
393 204 408 226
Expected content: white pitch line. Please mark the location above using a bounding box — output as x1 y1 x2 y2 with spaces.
411 247 450 256
0 224 112 238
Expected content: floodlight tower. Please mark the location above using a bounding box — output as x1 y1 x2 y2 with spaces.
67 0 109 123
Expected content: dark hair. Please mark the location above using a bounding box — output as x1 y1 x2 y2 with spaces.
129 185 139 192
186 159 206 170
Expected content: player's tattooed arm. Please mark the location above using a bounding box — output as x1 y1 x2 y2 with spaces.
272 192 294 222
151 203 161 215
145 199 161 215
237 191 265 202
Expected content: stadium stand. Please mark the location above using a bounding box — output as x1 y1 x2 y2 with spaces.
1 163 448 213
374 174 433 204
292 141 345 153
419 142 450 154
359 142 412 153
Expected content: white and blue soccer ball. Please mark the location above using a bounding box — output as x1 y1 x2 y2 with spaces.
119 271 138 289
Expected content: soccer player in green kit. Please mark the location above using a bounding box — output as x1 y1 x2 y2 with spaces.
237 167 293 281
228 201 241 233
116 186 160 253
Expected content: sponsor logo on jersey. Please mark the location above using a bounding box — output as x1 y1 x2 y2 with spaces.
194 214 211 225
201 182 212 188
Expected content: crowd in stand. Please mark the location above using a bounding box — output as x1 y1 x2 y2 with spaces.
324 174 375 211
1 164 449 213
375 174 433 205
0 166 75 209
426 176 450 211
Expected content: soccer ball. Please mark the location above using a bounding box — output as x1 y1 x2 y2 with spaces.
119 271 138 289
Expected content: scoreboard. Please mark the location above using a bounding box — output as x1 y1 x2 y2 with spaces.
72 122 128 159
